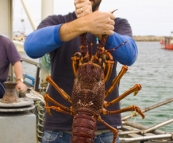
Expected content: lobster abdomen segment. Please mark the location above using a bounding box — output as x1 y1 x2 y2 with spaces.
71 110 97 143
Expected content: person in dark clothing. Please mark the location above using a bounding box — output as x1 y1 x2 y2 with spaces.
0 35 27 98
24 0 138 143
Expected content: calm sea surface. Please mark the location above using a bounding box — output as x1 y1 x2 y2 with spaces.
19 42 173 132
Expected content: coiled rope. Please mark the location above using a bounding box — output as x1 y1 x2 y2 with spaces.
34 100 45 143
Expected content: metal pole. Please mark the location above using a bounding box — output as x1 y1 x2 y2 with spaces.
119 130 141 135
120 134 172 142
41 0 54 19
0 0 13 38
122 98 173 120
142 118 173 134
20 0 37 30
40 0 54 88
21 58 40 91
122 121 166 134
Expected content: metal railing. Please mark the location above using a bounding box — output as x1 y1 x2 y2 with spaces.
9 57 41 92
21 57 40 91
120 98 173 142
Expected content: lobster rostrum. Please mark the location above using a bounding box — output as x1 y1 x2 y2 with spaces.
44 33 145 143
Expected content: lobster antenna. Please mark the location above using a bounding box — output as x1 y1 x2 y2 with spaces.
112 9 118 13
107 41 128 52
89 41 93 60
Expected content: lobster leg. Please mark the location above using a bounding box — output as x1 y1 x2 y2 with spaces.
97 115 118 143
104 59 114 82
104 84 142 108
46 106 72 116
44 94 73 116
46 76 72 103
101 105 145 119
71 52 81 76
105 65 128 98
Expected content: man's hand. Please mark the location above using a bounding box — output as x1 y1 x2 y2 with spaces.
74 0 92 18
83 11 115 36
60 2 115 41
16 81 27 92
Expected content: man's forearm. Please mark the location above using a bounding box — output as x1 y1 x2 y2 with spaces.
13 61 23 80
59 17 88 42
24 18 87 58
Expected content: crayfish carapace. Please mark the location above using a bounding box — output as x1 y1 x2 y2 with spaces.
44 33 145 143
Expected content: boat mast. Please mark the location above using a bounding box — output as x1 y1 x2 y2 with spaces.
40 0 54 87
19 0 54 89
0 0 13 81
0 0 13 39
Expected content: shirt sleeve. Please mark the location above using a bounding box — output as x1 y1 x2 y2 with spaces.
105 33 138 66
5 37 21 65
105 18 138 66
24 24 64 59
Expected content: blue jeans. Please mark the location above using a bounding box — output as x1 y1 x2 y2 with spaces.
0 82 5 98
42 130 120 143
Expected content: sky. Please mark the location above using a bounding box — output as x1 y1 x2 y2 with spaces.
13 0 173 36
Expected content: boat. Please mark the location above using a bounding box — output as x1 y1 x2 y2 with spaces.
160 32 173 50
1 1 173 143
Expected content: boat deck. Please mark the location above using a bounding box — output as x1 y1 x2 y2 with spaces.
119 121 173 143
9 58 173 143
26 88 173 143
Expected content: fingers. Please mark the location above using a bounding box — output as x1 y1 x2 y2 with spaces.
16 83 27 92
110 13 115 21
74 0 92 18
74 0 88 9
104 24 115 35
101 12 116 34
107 14 115 35
100 12 115 35
85 11 116 36
74 0 116 35
103 18 115 34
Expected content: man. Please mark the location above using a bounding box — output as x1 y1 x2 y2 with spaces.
0 35 27 98
24 0 138 142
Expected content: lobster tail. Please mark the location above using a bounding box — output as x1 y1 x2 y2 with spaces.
71 110 97 143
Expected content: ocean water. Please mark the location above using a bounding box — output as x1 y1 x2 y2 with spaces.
20 42 173 132
117 42 173 132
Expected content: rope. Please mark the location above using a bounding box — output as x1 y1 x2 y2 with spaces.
34 100 45 143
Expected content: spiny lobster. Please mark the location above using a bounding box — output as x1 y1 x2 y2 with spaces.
44 33 145 143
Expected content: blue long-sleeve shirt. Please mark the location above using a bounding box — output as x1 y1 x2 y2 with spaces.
25 18 138 66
